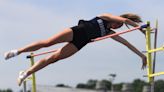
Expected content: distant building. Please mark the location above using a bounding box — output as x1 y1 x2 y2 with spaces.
33 85 121 92
35 85 103 92
96 80 107 91
142 85 151 92
29 83 135 92
121 83 133 92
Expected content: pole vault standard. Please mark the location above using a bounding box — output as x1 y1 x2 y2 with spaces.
23 24 148 92
24 22 164 92
26 24 148 58
23 53 36 92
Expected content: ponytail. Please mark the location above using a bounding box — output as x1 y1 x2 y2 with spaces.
120 13 142 23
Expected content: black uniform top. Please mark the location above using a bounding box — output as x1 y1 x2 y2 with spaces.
78 17 112 40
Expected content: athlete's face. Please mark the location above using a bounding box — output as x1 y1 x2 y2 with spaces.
111 22 123 29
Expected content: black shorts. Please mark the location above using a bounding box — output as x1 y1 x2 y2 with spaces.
70 24 90 50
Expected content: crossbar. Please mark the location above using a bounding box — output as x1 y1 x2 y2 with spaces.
27 49 58 58
26 24 148 58
92 24 148 42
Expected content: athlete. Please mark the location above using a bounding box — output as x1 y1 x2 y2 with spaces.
4 13 147 86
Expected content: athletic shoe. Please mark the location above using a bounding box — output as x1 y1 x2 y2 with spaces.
4 50 18 60
17 71 27 86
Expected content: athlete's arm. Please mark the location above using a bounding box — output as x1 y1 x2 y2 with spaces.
99 13 145 34
109 31 147 69
99 13 127 23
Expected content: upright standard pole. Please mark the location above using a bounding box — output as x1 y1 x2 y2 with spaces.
145 21 153 83
29 53 37 92
151 19 158 92
23 81 27 92
152 20 158 78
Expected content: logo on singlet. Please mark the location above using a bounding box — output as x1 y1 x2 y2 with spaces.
97 19 106 36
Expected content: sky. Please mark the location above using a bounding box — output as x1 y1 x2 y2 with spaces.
0 0 164 91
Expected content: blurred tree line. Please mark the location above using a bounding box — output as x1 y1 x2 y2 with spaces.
75 79 164 92
0 89 12 92
1 79 164 92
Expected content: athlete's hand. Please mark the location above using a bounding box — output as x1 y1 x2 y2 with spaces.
139 28 146 35
141 55 147 70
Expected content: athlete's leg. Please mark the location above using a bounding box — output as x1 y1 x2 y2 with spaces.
4 28 73 60
17 43 79 86
18 28 73 54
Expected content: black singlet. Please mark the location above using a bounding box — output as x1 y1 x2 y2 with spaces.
78 17 111 39
70 17 112 50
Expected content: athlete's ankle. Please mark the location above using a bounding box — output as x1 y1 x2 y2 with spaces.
19 71 28 79
17 49 23 55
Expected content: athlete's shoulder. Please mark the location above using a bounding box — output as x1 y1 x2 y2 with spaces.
97 13 114 21
98 13 113 17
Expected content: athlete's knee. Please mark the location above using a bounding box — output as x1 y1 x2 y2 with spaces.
45 49 61 64
46 56 58 64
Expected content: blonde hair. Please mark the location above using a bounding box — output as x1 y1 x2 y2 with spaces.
120 13 142 23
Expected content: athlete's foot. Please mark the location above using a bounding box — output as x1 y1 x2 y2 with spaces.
4 50 18 60
17 71 27 86
17 77 23 86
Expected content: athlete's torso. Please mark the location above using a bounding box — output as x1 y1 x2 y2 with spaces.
78 17 112 40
